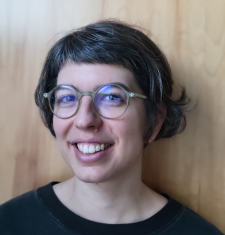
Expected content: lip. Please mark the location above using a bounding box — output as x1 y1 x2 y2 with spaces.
70 137 114 145
73 144 113 164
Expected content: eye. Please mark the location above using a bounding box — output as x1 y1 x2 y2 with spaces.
104 94 123 101
95 93 126 108
98 93 126 104
57 95 77 104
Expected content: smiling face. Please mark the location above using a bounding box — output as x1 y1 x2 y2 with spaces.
53 63 147 183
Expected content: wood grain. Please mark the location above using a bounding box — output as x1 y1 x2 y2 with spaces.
0 0 224 232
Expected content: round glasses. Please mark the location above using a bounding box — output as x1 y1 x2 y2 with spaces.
43 83 147 119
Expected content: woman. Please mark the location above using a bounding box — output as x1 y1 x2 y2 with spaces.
0 20 223 235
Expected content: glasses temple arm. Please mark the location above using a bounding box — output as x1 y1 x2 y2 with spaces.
43 93 48 98
129 92 147 99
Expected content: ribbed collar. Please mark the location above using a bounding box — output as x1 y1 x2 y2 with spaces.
37 182 183 235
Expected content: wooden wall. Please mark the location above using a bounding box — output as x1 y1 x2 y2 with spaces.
0 0 225 232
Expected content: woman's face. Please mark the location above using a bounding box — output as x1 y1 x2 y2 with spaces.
53 63 147 183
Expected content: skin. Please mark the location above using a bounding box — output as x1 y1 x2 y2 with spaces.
53 63 167 224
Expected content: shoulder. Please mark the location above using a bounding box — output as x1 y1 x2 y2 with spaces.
0 189 39 231
0 189 38 216
163 198 223 235
0 184 56 235
182 206 223 234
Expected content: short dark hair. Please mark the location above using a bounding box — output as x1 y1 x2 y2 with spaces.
35 20 189 142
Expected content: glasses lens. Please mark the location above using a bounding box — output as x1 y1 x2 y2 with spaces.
50 85 79 118
94 84 128 118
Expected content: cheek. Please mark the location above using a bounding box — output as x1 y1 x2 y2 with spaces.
53 116 70 138
111 106 146 148
53 117 71 154
53 117 74 165
53 117 62 139
53 117 64 152
127 102 146 136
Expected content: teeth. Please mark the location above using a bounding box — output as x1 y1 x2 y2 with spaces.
83 145 89 153
88 145 95 153
104 144 109 149
96 145 100 151
77 143 111 154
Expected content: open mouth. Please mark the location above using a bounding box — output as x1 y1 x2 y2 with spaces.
75 143 112 154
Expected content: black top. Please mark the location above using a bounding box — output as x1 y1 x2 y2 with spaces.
0 182 223 235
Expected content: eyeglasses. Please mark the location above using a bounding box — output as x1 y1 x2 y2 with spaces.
43 83 147 119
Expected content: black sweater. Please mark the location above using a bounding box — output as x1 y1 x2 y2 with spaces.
0 182 223 235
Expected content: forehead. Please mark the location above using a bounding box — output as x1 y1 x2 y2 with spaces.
57 63 141 92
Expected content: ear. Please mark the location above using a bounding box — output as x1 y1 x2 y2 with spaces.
149 106 167 143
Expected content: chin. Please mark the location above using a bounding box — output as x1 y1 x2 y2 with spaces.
73 166 112 184
76 174 110 184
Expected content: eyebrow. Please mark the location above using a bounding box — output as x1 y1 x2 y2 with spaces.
66 82 131 92
93 82 130 92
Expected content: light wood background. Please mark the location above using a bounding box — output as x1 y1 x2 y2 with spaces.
0 0 225 232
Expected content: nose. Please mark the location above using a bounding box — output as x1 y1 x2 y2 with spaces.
73 95 103 131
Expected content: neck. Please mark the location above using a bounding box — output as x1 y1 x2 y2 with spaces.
54 157 167 224
74 159 144 222
74 164 143 209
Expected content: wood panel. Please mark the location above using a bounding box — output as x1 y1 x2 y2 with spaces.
0 0 224 232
